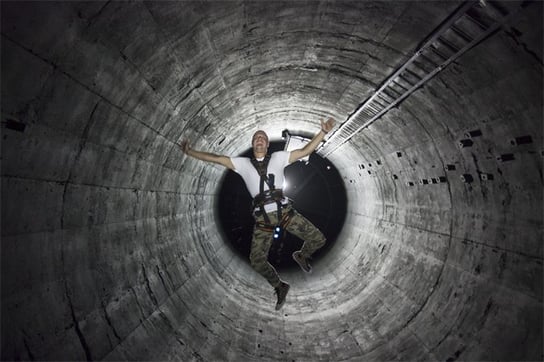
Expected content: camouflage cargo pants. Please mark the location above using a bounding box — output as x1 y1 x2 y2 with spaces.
249 204 326 288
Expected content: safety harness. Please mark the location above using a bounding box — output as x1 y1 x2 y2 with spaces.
250 155 294 234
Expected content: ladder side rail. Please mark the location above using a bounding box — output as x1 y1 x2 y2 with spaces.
320 16 508 158
318 1 525 157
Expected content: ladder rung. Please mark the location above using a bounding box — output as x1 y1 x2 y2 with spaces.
436 36 460 54
422 50 446 67
351 112 369 129
360 108 376 117
455 15 487 39
403 69 423 84
350 119 364 128
441 30 470 52
407 64 428 79
355 117 367 126
366 100 382 110
391 80 409 92
464 9 490 30
372 98 388 109
412 59 434 73
395 75 415 89
419 53 440 68
339 123 351 132
377 92 394 104
362 105 378 115
483 0 509 18
366 103 382 113
352 118 366 128
429 45 450 61
451 24 474 43
383 85 402 98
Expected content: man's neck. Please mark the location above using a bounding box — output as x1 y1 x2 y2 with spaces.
253 150 267 159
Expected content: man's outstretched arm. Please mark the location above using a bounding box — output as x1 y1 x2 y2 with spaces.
288 117 335 163
181 141 235 170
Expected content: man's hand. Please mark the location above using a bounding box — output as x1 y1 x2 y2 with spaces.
181 140 191 155
288 117 336 163
321 117 335 134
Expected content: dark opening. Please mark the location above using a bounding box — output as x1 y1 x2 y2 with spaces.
4 118 26 132
216 141 347 271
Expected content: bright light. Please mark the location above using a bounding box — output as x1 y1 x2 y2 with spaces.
283 180 289 189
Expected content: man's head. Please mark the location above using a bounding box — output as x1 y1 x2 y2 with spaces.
251 130 269 156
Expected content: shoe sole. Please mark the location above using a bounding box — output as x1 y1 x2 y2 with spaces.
292 252 312 273
275 284 290 310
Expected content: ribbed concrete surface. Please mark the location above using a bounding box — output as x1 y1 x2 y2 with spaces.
1 1 542 361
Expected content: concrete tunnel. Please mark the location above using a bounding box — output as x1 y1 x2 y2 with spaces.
1 1 542 361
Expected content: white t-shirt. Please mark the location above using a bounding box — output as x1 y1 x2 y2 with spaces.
230 151 291 212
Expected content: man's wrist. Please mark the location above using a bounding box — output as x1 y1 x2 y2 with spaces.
321 129 328 134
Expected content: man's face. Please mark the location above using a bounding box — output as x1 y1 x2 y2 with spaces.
252 130 269 150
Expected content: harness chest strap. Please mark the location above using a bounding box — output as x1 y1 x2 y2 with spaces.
250 155 283 225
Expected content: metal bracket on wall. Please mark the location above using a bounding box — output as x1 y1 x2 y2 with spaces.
317 0 527 158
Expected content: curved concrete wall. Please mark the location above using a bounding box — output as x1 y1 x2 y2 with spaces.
2 1 542 361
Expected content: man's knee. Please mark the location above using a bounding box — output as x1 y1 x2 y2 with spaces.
249 252 267 270
319 231 326 244
315 231 326 248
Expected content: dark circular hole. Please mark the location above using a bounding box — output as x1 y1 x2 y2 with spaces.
216 141 347 271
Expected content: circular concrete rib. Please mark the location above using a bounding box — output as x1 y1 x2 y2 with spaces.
1 1 542 361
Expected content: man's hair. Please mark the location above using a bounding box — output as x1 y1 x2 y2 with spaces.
252 130 268 143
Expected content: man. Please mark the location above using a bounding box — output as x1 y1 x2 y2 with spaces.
181 117 335 310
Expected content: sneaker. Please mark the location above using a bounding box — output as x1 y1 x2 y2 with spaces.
292 251 312 273
274 281 290 310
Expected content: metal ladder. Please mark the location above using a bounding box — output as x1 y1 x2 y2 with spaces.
317 0 528 158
